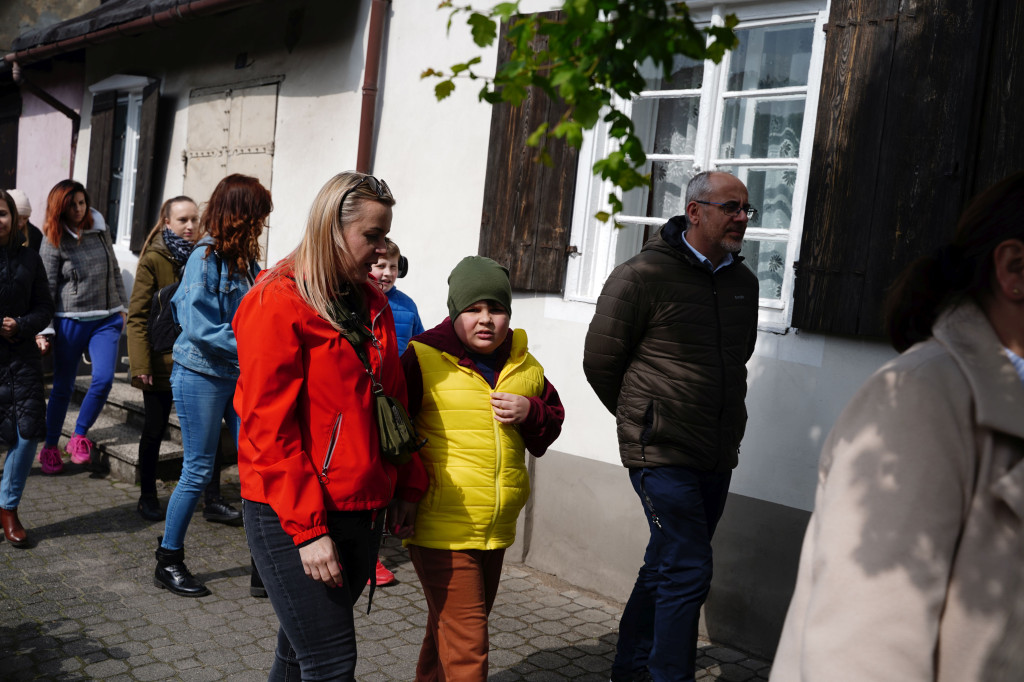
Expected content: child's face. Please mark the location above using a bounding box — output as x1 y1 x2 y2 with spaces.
370 255 399 293
453 300 510 354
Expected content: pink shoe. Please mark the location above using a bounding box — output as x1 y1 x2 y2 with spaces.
38 445 64 475
369 558 395 586
67 434 94 465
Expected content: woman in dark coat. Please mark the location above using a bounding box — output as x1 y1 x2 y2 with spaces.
0 189 55 547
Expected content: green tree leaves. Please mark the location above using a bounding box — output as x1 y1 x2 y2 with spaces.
424 1 738 223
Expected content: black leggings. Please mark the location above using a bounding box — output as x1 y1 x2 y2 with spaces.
138 389 224 499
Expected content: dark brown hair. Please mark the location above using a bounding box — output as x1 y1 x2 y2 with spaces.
0 190 21 248
884 171 1024 352
43 180 92 247
202 175 272 277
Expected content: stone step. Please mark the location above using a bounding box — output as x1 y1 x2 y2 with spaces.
62 401 185 484
63 371 238 486
72 373 182 445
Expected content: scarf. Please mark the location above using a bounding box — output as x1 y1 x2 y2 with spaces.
163 228 194 267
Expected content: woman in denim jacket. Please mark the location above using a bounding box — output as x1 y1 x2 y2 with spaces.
153 174 272 597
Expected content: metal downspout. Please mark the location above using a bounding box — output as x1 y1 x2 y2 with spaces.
356 0 390 174
10 61 80 178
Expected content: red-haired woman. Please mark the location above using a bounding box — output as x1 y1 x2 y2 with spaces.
36 180 128 475
153 174 271 597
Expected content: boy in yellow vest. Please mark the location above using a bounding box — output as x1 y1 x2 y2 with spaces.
401 256 565 681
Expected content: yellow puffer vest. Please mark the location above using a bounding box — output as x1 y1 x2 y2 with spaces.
407 329 545 550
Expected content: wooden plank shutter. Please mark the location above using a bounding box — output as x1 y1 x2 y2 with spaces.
969 1 1024 192
0 86 21 189
129 81 160 252
86 91 117 214
792 0 1001 336
478 12 579 294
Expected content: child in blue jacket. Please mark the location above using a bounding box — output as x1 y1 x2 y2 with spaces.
371 239 423 353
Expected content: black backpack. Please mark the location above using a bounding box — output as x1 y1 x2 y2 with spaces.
148 278 181 354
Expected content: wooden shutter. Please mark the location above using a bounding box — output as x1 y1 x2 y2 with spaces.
0 86 20 189
478 12 578 294
129 81 160 252
792 0 1021 336
86 91 117 214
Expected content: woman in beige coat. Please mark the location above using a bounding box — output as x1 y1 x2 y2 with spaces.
771 171 1024 682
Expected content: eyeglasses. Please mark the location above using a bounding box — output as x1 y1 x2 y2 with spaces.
694 200 758 221
340 175 392 214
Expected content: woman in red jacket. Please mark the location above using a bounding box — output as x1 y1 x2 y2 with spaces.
233 172 426 680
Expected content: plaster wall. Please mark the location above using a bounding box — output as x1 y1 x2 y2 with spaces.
15 65 84 228
72 0 371 267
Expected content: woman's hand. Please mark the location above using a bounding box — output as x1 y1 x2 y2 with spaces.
298 534 344 588
491 392 531 424
389 500 418 539
1 317 18 340
136 375 154 386
35 335 52 355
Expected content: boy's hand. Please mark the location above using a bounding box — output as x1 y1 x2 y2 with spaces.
491 392 530 424
389 500 417 539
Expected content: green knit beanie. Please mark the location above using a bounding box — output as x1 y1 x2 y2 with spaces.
447 256 512 320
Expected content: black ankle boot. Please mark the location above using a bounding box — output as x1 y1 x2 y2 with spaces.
137 495 164 522
154 541 210 597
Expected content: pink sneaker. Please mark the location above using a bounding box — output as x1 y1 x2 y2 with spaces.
67 435 94 465
38 445 64 475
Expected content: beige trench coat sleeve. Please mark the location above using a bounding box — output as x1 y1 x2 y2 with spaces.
771 351 976 681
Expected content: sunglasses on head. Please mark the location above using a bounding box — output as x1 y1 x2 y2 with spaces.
340 175 392 214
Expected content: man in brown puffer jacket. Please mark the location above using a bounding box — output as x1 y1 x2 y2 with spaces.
583 171 758 682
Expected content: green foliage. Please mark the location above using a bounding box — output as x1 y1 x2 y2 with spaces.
425 1 739 222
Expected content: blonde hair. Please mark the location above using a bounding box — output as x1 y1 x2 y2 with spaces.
266 172 395 329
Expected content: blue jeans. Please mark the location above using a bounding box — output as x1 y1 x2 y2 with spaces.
1 423 39 509
613 466 732 682
45 314 123 445
245 500 381 681
161 364 238 551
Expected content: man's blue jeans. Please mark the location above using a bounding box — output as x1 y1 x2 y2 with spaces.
45 314 123 445
1 423 39 509
161 364 238 551
612 465 732 682
245 500 380 681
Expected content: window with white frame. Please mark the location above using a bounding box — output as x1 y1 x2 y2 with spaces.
565 2 827 328
106 90 143 247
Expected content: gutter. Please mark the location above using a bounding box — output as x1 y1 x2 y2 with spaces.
356 0 390 174
3 0 267 177
4 0 266 66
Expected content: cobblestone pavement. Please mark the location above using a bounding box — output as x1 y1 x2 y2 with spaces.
0 460 772 680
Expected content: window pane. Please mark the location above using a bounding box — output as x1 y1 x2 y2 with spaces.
640 54 703 91
728 23 813 91
622 160 694 219
740 238 787 299
719 97 804 159
718 165 797 230
633 97 699 155
106 96 129 243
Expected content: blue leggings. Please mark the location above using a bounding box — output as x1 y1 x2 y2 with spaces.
45 314 123 446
